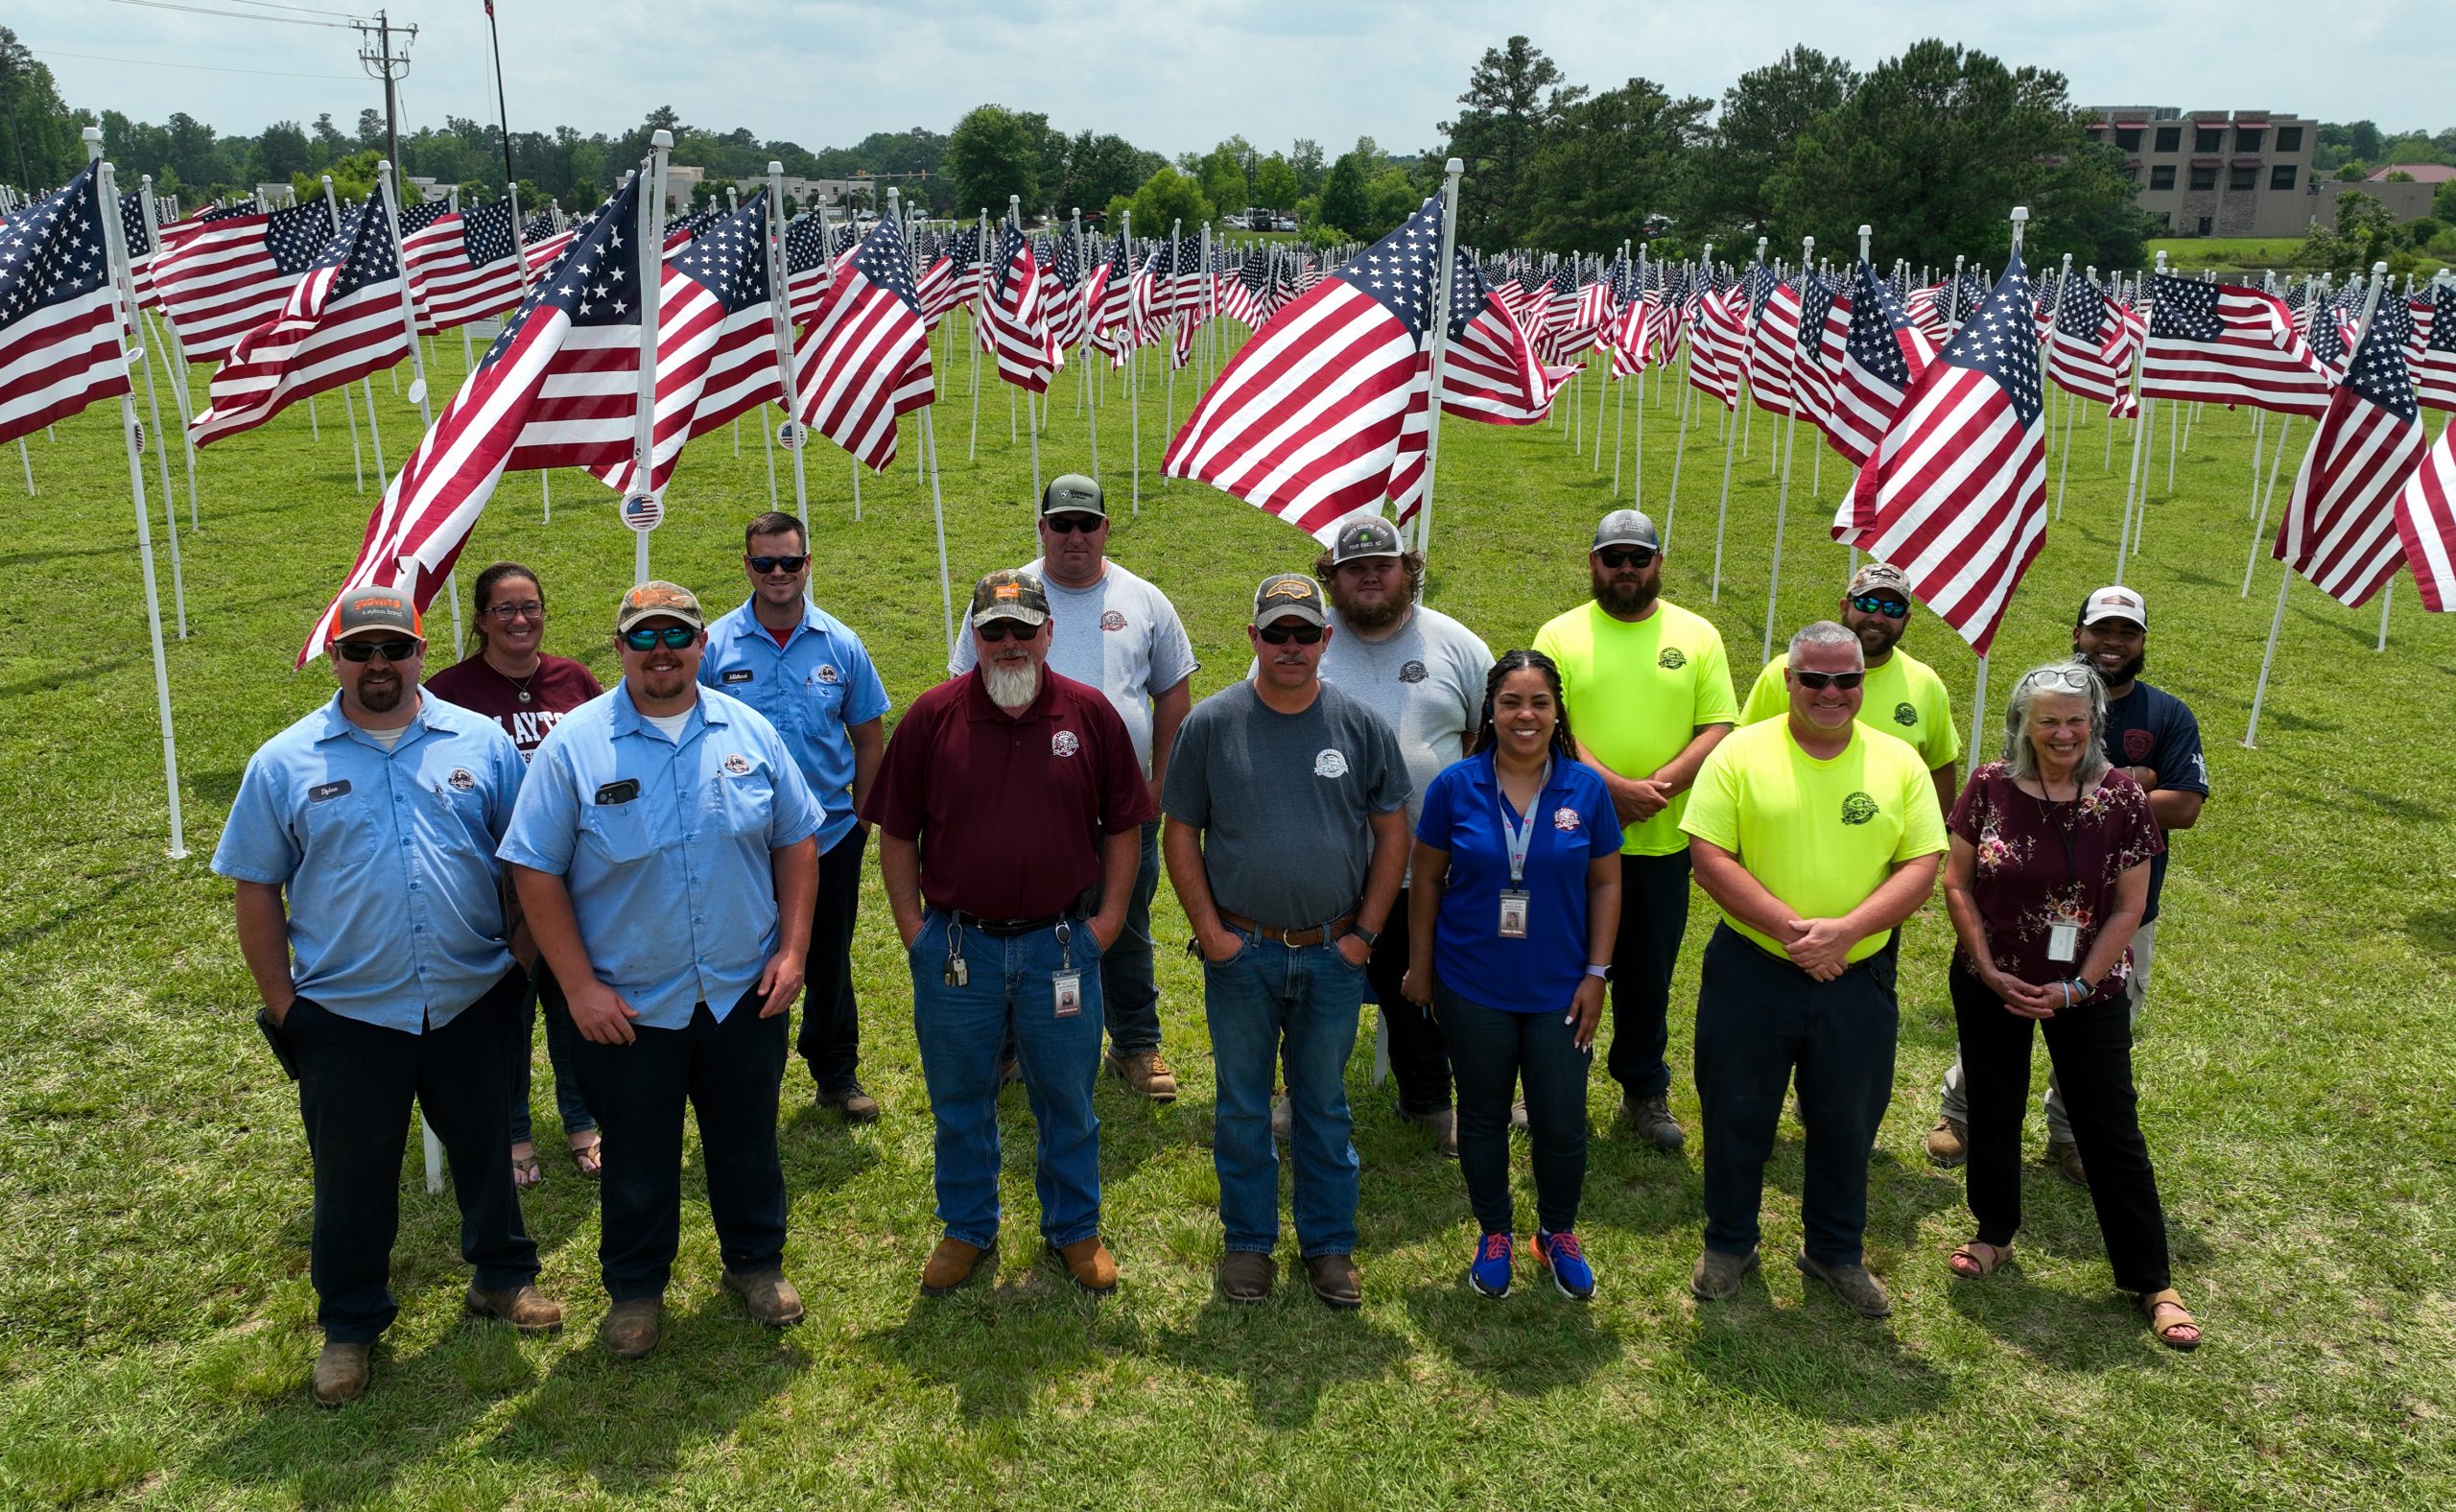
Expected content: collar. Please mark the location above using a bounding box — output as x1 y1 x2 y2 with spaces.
1468 747 1573 798
608 683 724 740
313 690 434 751
962 663 1059 723
729 594 824 646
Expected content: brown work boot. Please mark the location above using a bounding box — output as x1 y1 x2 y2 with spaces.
921 1237 996 1296
1106 1049 1178 1102
310 1339 371 1406
1620 1093 1685 1151
1926 1116 1970 1168
1796 1251 1893 1318
815 1081 881 1123
463 1283 563 1335
1305 1253 1363 1309
1049 1236 1119 1294
600 1298 663 1359
1689 1246 1759 1302
721 1268 806 1327
1404 1105 1459 1158
1217 1250 1275 1304
2047 1138 2089 1187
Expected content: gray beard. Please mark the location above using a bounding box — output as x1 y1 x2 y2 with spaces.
982 659 1040 711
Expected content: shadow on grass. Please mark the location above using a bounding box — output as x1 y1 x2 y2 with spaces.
2336 786 2447 825
1683 1274 1952 1423
1397 1280 1618 1395
1146 1294 1409 1428
1942 1264 2151 1374
862 1276 1150 1425
2405 908 2456 953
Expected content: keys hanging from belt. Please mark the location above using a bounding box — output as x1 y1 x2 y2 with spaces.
941 916 969 988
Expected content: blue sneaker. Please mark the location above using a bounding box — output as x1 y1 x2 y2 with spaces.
1467 1231 1513 1298
1533 1229 1595 1300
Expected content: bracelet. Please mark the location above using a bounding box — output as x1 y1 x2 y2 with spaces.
1585 963 1611 980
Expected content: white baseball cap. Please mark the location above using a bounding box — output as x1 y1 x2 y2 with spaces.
2078 585 2146 627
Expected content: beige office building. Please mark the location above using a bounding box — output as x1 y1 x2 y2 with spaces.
2084 107 2319 237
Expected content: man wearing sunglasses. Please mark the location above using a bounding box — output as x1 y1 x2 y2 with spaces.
1164 574 1409 1308
215 589 559 1406
500 581 823 1359
699 511 892 1124
1738 562 1960 819
950 476 1198 1103
1534 509 1737 1153
865 569 1152 1298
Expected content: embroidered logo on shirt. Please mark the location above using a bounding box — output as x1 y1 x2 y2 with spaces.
815 663 839 684
2124 727 2154 762
1658 648 1687 671
1840 791 1879 826
720 668 753 684
1893 701 1918 727
1398 659 1427 683
1051 730 1080 758
1100 610 1127 631
1314 748 1349 779
447 768 477 791
722 753 753 777
1552 807 1581 832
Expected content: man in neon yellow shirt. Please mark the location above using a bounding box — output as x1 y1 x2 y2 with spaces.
1680 621 1945 1320
1532 509 1736 1151
1736 562 1960 817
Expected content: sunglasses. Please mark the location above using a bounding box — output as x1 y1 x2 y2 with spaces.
482 601 545 622
2024 666 2097 692
335 637 420 663
1596 547 1656 570
621 626 697 651
1850 593 1910 619
746 555 809 575
977 620 1041 642
1041 514 1102 533
1792 670 1865 691
1257 623 1326 645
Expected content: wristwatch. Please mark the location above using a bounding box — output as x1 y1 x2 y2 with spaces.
1350 924 1382 948
1585 963 1612 980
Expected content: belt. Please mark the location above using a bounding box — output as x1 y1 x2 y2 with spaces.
1217 908 1356 949
950 910 1067 938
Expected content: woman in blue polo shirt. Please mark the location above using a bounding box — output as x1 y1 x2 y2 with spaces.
1403 650 1622 1300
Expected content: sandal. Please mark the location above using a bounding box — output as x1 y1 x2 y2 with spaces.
510 1147 545 1191
568 1132 604 1180
2139 1288 2202 1351
1948 1240 2012 1279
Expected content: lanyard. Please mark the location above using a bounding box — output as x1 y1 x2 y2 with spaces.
1496 760 1550 886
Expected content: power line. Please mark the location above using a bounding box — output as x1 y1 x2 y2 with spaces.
26 44 362 80
97 0 355 29
221 0 366 16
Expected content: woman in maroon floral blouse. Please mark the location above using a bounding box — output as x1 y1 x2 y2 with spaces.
1941 661 2200 1350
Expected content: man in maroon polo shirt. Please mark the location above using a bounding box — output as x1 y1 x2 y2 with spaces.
863 569 1152 1298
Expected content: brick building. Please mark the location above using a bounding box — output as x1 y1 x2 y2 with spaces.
2084 107 2320 237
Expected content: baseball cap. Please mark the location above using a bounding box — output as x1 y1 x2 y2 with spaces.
1847 562 1914 601
614 580 705 634
1328 512 1405 564
970 568 1051 627
1040 472 1104 518
1592 508 1661 553
1252 572 1328 627
329 587 423 644
2078 585 2147 627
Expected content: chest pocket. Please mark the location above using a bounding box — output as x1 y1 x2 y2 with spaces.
716 764 776 840
300 788 378 869
579 795 659 865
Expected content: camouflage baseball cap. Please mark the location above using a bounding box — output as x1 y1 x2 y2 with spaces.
614 580 705 634
970 568 1051 627
1847 562 1913 600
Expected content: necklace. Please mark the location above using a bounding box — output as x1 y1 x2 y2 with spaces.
500 663 538 704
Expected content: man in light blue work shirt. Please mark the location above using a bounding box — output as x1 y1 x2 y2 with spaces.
501 581 822 1360
700 509 892 1122
951 473 1197 1100
214 588 560 1408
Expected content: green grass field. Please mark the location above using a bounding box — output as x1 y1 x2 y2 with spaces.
3 319 2453 1509
2145 238 2306 274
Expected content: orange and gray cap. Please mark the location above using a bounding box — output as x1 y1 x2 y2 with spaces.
329 587 423 644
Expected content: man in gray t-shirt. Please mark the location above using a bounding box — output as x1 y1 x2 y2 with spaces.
952 474 1196 1099
1163 573 1408 1310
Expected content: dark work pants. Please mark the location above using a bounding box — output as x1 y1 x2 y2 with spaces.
288 969 538 1343
798 825 868 1091
560 982 789 1301
1950 966 2173 1294
1365 886 1454 1113
1606 850 1694 1099
1437 982 1591 1235
1693 925 1898 1266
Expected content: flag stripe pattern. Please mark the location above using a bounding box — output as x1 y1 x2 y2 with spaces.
401 198 526 333
2394 415 2456 609
980 224 1058 393
0 162 131 446
2274 299 2424 606
150 200 332 363
2140 273 2332 417
792 210 934 471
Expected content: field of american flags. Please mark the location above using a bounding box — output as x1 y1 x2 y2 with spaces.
2 310 2454 1509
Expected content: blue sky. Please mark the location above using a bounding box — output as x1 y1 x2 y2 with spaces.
27 1 2450 154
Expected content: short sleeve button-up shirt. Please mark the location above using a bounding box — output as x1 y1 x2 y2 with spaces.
698 598 891 852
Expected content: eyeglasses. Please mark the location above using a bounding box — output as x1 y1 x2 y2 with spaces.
1042 514 1102 534
1791 670 1864 691
1596 547 1656 570
482 601 545 622
1257 622 1326 645
1849 593 1910 619
2023 666 2096 693
746 554 809 575
621 626 697 651
335 637 420 663
977 620 1041 642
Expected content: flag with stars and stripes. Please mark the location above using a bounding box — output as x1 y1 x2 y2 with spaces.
1042 228 1088 351
1087 232 1135 366
781 210 844 327
189 183 412 447
1686 277 1748 411
1786 274 1843 433
1849 249 2048 655
918 225 980 328
2274 300 2425 607
2394 409 2456 610
1608 288 1663 379
1218 244 1268 328
2409 283 2456 413
594 196 780 496
1745 265 1803 416
117 191 159 310
792 210 934 471
149 198 333 363
520 210 578 282
2044 275 2143 419
2141 273 2332 417
1382 242 1562 523
979 224 1059 393
1823 258 1937 486
0 162 130 446
302 177 653 665
401 197 527 334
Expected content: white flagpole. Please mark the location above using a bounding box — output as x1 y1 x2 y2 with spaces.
1414 159 1467 563
1613 246 1632 499
626 133 673 585
922 406 956 668
112 230 188 637
135 177 201 534
812 201 859 519
13 438 28 494
1711 277 1748 600
1077 208 1099 481
89 130 187 859
1964 209 2031 759
377 161 458 659
2242 413 2294 594
361 376 389 493
319 175 373 495
1760 233 1814 665
1125 212 1142 513
2050 253 2078 520
2114 252 2165 585
768 163 810 521
501 181 551 522
1664 244 1707 552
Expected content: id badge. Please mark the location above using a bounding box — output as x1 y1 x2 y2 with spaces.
2045 919 2081 963
1498 889 1531 940
1052 970 1083 1018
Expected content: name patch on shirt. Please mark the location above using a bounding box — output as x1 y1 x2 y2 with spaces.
720 668 754 684
308 780 351 803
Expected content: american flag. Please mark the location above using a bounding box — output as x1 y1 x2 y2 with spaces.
301 177 652 665
2273 300 2424 607
917 224 980 328
1608 288 1662 379
2409 283 2456 413
2044 275 2143 419
1382 242 1560 523
117 192 158 310
190 184 411 447
1787 274 1842 433
979 224 1058 393
2394 413 2456 610
1042 228 1088 351
150 199 332 363
1850 248 2047 655
1822 258 1936 487
400 197 526 334
2141 273 2332 417
1686 275 1748 410
792 211 934 471
1087 231 1134 366
521 210 577 281
0 162 131 446
1219 244 1268 328
595 196 781 495
1745 265 1802 416
782 211 839 326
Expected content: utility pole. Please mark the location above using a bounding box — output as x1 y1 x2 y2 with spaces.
353 11 417 182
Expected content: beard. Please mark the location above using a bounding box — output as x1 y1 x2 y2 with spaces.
982 658 1041 711
1592 576 1658 617
1329 572 1413 632
2091 651 2145 688
1853 618 1902 659
351 673 405 714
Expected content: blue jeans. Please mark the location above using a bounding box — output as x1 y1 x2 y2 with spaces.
1202 930 1367 1259
909 909 1105 1249
1096 818 1163 1054
508 975 595 1147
